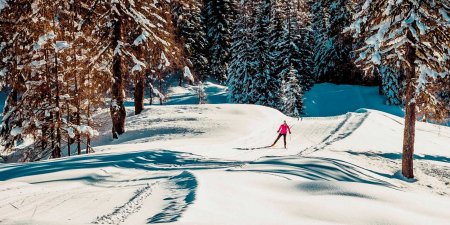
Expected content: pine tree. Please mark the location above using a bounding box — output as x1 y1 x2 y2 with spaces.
281 65 304 117
312 0 360 84
228 0 309 111
204 0 237 82
268 0 289 91
198 81 208 104
291 0 314 90
227 0 254 104
379 66 403 105
348 0 450 178
247 0 281 107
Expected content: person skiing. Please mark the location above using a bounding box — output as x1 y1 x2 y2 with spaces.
271 120 291 148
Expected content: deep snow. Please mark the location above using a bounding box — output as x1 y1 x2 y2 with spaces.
0 83 450 225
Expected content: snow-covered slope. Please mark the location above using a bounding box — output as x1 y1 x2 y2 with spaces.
161 82 405 118
165 81 227 105
1 103 449 225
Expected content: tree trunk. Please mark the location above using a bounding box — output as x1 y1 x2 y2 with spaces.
159 77 163 105
134 74 145 115
149 82 153 105
74 41 81 155
53 46 62 159
86 96 91 154
67 106 71 157
110 12 126 139
75 63 81 154
402 28 417 179
87 72 92 154
179 71 183 86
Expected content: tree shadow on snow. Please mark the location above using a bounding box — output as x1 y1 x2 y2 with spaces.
230 156 398 190
0 150 242 181
147 171 197 224
345 151 450 164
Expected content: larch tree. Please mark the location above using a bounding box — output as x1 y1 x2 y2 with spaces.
91 0 178 138
348 0 450 178
0 0 34 159
0 0 69 160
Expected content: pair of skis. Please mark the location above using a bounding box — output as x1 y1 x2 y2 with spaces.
234 145 285 150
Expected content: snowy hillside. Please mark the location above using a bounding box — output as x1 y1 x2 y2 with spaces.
1 103 449 224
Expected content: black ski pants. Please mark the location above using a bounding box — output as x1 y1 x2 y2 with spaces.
273 133 287 147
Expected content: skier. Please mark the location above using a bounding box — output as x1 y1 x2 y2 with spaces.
271 120 291 149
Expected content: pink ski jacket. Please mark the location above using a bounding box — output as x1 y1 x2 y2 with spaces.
278 124 291 135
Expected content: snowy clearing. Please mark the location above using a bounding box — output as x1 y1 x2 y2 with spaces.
0 102 449 225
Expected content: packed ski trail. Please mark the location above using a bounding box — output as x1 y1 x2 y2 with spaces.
1 104 450 225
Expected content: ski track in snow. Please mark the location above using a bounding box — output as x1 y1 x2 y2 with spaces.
298 112 369 156
93 182 157 225
93 171 198 225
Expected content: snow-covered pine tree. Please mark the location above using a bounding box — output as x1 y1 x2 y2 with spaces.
312 0 360 84
204 0 237 82
290 0 314 91
228 0 309 111
379 66 403 105
172 0 209 82
268 0 289 91
247 0 281 107
348 0 450 178
281 65 304 117
227 0 254 104
198 81 207 104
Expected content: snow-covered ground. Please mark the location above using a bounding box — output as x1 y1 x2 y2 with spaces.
1 104 450 224
165 81 227 105
1 83 450 225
